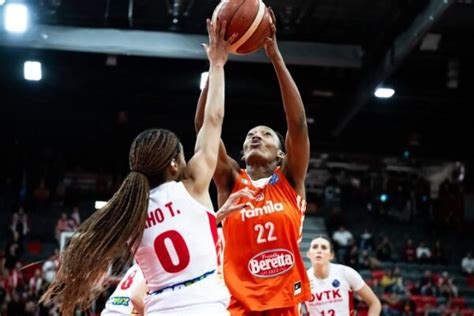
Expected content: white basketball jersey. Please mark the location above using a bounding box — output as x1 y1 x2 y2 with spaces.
134 181 219 292
304 263 365 316
101 265 146 316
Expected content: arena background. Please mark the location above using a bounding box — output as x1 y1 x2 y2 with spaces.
0 0 473 314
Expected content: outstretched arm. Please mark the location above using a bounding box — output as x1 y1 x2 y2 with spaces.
264 8 310 198
187 19 237 196
194 39 240 205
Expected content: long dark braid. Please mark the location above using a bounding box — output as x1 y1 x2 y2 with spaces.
40 129 180 315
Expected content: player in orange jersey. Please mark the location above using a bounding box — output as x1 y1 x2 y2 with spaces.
195 9 311 316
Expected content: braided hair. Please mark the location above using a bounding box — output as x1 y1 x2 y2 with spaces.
41 129 180 315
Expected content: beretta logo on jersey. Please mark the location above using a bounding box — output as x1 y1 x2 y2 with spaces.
248 248 294 278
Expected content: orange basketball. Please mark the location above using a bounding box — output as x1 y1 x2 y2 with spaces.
211 0 273 55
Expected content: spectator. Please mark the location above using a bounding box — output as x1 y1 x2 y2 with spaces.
8 262 25 292
399 297 416 316
420 279 439 297
345 240 359 267
419 270 439 297
392 266 407 295
28 269 44 297
55 213 74 242
381 292 403 316
332 226 353 263
359 228 374 251
376 236 394 261
380 269 397 293
70 206 81 226
438 271 458 299
419 270 434 286
359 250 382 270
403 238 416 263
10 207 30 241
416 241 432 264
42 249 59 285
3 243 21 271
33 179 50 212
461 252 474 275
431 240 447 265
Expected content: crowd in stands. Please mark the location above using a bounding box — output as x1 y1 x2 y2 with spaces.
1 204 70 314
307 154 474 315
1 150 473 315
325 224 473 315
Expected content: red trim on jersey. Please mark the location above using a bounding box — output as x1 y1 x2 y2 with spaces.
349 290 354 314
207 212 218 246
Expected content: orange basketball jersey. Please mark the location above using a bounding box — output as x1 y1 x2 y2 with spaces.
222 168 312 311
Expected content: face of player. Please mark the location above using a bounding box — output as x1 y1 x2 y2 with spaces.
170 143 186 180
307 237 334 266
242 126 284 165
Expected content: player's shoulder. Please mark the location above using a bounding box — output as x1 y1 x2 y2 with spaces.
331 263 356 277
336 263 363 283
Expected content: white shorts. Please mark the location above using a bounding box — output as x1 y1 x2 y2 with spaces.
144 274 230 315
146 302 228 316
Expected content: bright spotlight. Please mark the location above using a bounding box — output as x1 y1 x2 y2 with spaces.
95 201 107 209
0 0 6 6
24 61 42 81
200 71 209 90
380 194 388 203
4 3 29 33
374 87 395 98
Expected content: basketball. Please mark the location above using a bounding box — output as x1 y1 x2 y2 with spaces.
211 0 273 55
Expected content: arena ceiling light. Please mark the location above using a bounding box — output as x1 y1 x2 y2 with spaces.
95 201 107 209
200 71 209 90
4 3 29 33
374 87 395 98
24 61 42 81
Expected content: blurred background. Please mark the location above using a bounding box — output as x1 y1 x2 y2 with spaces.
0 0 473 314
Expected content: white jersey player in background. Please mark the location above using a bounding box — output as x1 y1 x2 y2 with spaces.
304 236 381 316
101 264 147 316
40 19 246 316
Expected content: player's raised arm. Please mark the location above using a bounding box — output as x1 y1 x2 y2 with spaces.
264 8 310 197
187 19 237 196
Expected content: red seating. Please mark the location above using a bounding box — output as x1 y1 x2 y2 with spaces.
410 295 437 309
467 275 474 288
20 261 42 280
449 297 465 309
371 270 384 281
27 240 42 254
444 309 474 316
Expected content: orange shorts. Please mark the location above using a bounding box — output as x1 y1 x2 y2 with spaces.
228 297 300 316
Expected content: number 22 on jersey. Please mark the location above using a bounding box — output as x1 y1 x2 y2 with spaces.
254 222 277 244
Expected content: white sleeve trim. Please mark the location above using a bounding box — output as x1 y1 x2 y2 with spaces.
343 265 366 292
